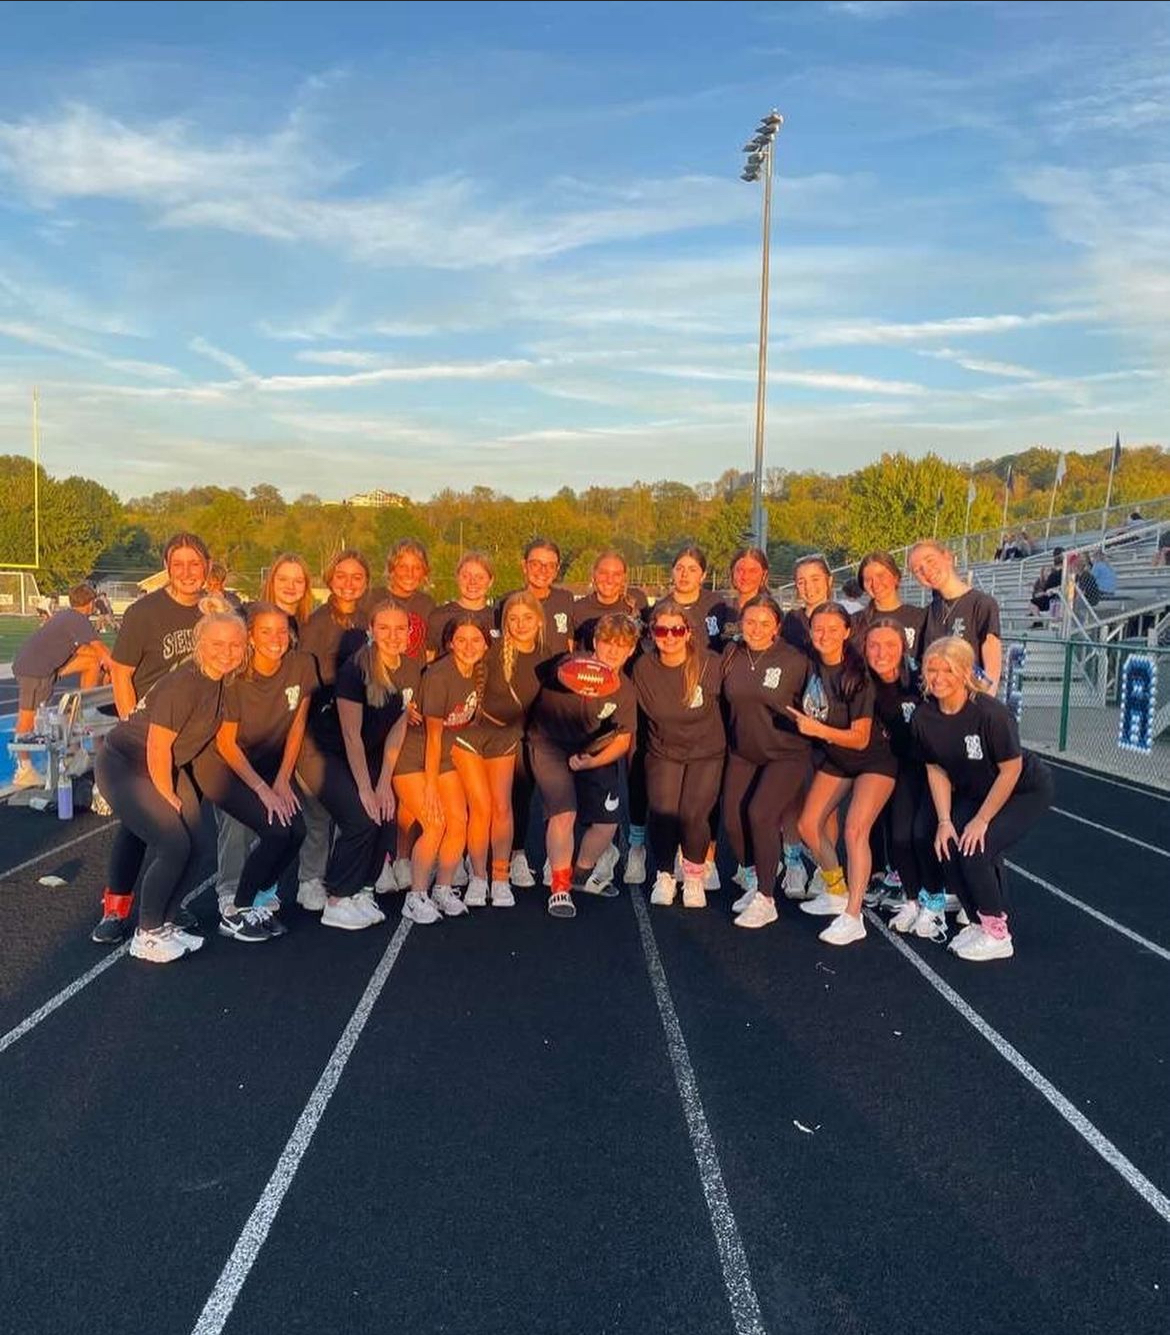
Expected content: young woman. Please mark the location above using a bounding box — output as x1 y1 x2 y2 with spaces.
92 532 212 944
297 598 415 930
453 591 548 908
528 613 640 919
781 555 834 656
633 600 726 909
713 546 770 644
909 540 1003 692
720 594 813 930
195 603 313 941
789 602 897 947
911 637 1053 961
862 619 946 938
294 549 371 910
498 537 575 656
571 549 649 652
854 551 927 666
92 602 246 963
394 615 488 922
385 538 435 662
260 552 315 644
426 550 496 659
666 545 725 650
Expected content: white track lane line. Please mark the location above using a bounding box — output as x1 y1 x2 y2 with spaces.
190 919 413 1335
865 910 1170 1226
1049 807 1170 858
1005 861 1170 962
0 873 214 1057
631 889 768 1335
1044 758 1170 801
0 821 115 882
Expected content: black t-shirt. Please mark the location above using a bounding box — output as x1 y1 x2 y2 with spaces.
480 642 547 727
632 650 726 761
223 649 318 778
13 608 96 679
720 639 812 763
781 607 814 656
299 602 368 689
922 589 1001 666
807 660 878 770
112 589 203 700
496 586 576 657
911 692 1044 803
870 673 922 763
530 657 637 752
426 602 497 656
420 653 481 730
708 593 762 648
571 589 649 652
335 653 421 758
670 590 726 652
108 659 224 767
853 602 928 666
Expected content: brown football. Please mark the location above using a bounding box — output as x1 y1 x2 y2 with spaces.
556 655 621 697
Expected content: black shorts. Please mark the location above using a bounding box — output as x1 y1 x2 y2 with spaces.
393 726 454 777
452 719 521 761
17 674 55 713
816 745 899 781
529 738 625 824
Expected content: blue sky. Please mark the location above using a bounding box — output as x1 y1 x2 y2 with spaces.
0 0 1166 500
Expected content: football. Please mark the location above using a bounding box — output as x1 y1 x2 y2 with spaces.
556 655 621 697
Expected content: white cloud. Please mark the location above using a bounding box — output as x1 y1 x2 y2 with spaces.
924 348 1039 380
786 310 1088 349
644 363 929 396
189 336 258 381
292 349 382 368
0 319 177 378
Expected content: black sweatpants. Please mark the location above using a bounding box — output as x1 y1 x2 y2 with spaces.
297 743 392 898
95 745 203 931
192 752 306 909
645 753 724 873
940 772 1053 918
721 752 809 899
887 763 943 897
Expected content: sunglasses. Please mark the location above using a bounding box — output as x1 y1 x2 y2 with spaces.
652 624 689 639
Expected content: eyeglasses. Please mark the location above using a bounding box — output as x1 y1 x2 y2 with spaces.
652 624 689 639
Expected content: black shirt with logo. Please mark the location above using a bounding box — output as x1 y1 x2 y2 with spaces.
530 656 637 752
853 602 929 666
870 672 922 764
479 642 547 727
112 589 203 699
720 639 812 764
497 586 577 657
922 589 1001 666
571 589 649 652
334 653 421 760
910 692 1044 804
426 602 497 657
107 659 224 768
222 649 318 780
632 649 725 762
670 590 727 652
299 602 369 690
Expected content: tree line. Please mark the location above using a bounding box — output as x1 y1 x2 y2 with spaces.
0 445 1166 599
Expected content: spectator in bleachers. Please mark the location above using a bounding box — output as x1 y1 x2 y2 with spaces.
1028 548 1064 627
1088 550 1117 597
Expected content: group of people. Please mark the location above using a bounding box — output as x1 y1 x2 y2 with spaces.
12 529 1052 967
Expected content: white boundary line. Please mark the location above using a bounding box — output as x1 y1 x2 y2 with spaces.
1005 861 1170 962
190 919 413 1335
0 822 115 882
630 889 768 1335
865 910 1170 1226
1050 807 1170 858
1043 757 1170 801
0 873 214 1057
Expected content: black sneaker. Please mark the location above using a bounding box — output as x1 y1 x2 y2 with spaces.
252 902 287 937
172 904 200 931
91 912 129 944
218 907 272 943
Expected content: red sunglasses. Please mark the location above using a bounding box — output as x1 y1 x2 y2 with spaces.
652 624 689 639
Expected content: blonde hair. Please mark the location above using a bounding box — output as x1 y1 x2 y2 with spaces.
191 596 246 677
262 552 315 624
456 549 494 580
500 590 545 684
386 538 430 585
353 597 410 708
921 635 986 696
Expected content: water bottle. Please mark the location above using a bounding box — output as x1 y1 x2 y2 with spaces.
57 767 74 821
802 674 828 721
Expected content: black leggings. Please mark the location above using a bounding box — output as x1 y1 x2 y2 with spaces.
939 773 1053 918
191 752 306 909
297 744 392 897
645 753 724 872
886 763 943 897
511 739 538 857
721 752 809 898
96 746 204 931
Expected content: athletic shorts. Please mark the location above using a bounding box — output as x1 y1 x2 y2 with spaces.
529 737 625 824
452 719 521 760
816 745 898 781
394 726 454 777
17 674 55 713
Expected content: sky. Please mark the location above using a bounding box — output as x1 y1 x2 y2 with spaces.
0 0 1166 501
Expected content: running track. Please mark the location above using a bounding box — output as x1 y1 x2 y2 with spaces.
0 762 1167 1335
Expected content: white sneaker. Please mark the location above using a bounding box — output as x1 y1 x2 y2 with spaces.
542 858 552 887
782 860 809 900
732 864 753 891
649 870 677 906
393 857 414 890
129 924 189 963
582 844 621 897
464 876 489 908
682 875 707 909
913 909 947 943
402 889 441 924
954 927 1014 961
809 869 828 897
14 763 43 790
490 880 515 908
819 912 866 946
799 890 848 917
956 907 971 927
735 894 778 929
297 878 327 912
623 844 647 885
169 924 205 954
451 858 469 888
322 896 373 931
703 860 721 891
509 850 536 888
352 889 386 924
889 901 920 934
433 884 469 917
673 850 684 881
374 859 398 894
948 922 983 954
732 887 757 914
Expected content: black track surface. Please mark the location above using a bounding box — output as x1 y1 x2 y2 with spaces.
1 765 1167 1335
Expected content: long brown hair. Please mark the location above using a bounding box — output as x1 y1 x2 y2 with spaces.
353 597 410 708
649 597 703 708
262 552 314 624
441 611 491 714
322 548 370 626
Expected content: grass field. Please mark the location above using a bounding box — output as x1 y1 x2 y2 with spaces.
0 616 116 665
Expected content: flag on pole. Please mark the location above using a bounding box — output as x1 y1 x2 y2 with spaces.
967 478 977 504
1054 452 1067 486
1111 432 1122 470
1005 464 1013 491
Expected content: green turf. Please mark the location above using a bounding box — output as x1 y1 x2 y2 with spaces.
0 615 116 665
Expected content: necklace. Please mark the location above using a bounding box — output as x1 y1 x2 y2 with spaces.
745 646 763 672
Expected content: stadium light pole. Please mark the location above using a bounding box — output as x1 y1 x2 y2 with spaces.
741 109 783 552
